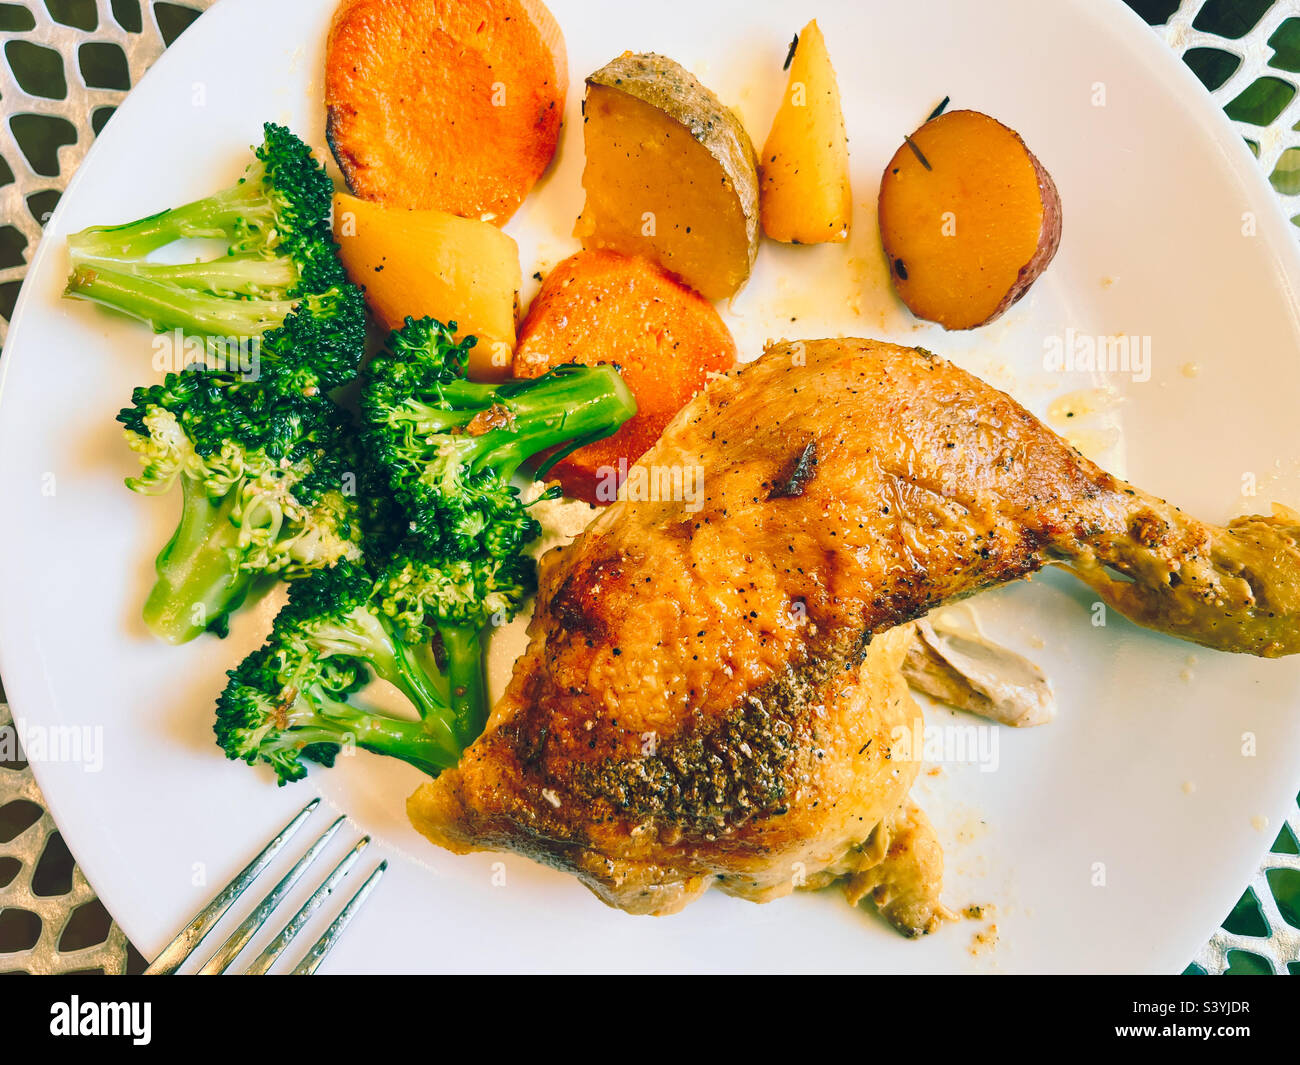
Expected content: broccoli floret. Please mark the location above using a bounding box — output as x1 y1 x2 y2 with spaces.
216 316 636 784
362 316 636 557
64 123 364 396
215 637 457 786
375 541 538 744
269 560 453 727
68 123 335 269
121 372 363 644
360 316 637 740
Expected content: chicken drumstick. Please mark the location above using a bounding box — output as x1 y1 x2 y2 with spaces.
409 339 1300 932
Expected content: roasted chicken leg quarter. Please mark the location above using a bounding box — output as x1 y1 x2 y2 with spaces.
409 338 1300 933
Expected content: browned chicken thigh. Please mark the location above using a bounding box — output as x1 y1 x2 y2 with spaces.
409 339 1300 933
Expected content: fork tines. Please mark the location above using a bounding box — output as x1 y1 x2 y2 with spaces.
144 800 386 975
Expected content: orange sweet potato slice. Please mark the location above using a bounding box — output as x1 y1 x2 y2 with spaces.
514 249 737 503
325 0 567 224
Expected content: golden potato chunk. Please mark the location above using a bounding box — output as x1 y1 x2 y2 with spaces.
333 193 521 380
759 20 852 244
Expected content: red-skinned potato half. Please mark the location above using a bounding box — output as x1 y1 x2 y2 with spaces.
513 249 737 504
325 0 567 225
878 109 1062 330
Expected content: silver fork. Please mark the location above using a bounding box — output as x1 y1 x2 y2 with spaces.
144 799 386 975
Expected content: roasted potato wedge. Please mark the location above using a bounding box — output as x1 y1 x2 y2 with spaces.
575 52 760 301
759 20 852 244
333 192 521 381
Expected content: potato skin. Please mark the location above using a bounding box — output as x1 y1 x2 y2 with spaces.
577 52 760 300
878 110 1062 330
1006 148 1062 320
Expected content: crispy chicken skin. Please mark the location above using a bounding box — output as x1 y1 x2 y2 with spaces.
409 339 1300 932
415 624 930 923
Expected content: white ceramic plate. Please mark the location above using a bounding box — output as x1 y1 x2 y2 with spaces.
2 0 1298 974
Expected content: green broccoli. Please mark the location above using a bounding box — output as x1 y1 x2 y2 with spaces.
214 560 461 784
215 645 456 786
214 538 539 784
121 372 362 644
266 559 451 724
361 316 637 740
362 316 636 557
375 539 538 746
64 123 364 396
214 317 636 784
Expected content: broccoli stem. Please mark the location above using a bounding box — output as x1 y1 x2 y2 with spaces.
288 689 461 776
390 637 454 725
392 365 637 481
476 365 637 480
314 607 454 734
143 480 254 644
66 261 297 338
75 254 300 297
439 623 489 746
66 179 274 260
